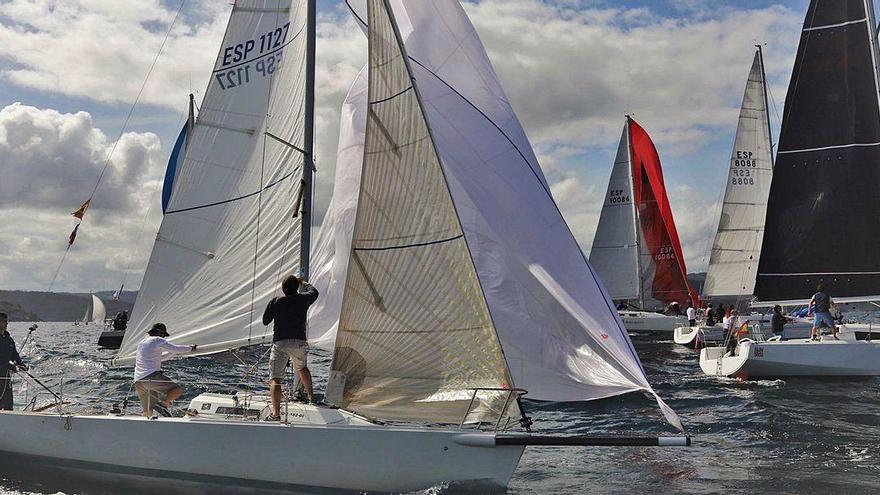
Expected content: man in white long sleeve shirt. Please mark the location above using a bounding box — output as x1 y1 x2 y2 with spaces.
134 323 196 417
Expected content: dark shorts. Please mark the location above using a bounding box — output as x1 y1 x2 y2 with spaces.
0 376 12 411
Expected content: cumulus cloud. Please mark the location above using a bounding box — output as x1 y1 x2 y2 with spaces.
0 0 806 291
0 103 164 291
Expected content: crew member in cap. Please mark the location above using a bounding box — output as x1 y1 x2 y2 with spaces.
133 323 196 417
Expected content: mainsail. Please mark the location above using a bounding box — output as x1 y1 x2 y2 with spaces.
591 117 697 309
703 48 774 298
325 0 682 430
91 294 106 324
115 0 310 364
754 0 880 303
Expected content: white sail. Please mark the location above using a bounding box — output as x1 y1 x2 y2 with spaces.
338 0 681 429
703 50 773 298
91 294 106 324
589 125 639 302
307 66 367 352
325 0 514 424
115 1 309 364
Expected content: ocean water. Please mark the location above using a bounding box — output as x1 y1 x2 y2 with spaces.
1 322 879 494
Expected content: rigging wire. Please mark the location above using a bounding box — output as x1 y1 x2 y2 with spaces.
45 0 188 291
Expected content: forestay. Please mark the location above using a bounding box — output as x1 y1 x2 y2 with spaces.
755 0 880 303
115 0 308 364
326 0 515 424
703 49 773 298
328 0 682 430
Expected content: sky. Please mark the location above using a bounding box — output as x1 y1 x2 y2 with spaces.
0 0 820 292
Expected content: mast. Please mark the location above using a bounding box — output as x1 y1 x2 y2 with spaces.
755 44 775 168
625 115 645 309
300 0 316 279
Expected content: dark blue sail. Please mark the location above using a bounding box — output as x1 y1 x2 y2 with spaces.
162 123 187 214
754 0 880 302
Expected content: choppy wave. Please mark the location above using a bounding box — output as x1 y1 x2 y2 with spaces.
3 322 879 494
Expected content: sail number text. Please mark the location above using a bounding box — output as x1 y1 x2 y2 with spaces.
607 189 630 204
731 150 756 185
214 22 291 90
654 245 676 262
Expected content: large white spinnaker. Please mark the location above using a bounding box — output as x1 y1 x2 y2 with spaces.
307 67 367 352
336 0 682 430
115 1 309 364
703 48 773 298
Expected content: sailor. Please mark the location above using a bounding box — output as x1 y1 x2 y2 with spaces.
771 305 788 338
133 323 196 417
705 303 716 326
263 274 320 420
0 313 26 411
113 310 129 331
715 303 726 323
686 303 697 327
808 283 838 340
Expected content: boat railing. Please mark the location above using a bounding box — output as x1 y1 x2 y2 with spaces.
458 387 531 432
16 375 282 417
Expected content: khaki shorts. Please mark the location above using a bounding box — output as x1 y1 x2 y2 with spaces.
135 371 180 413
269 339 309 378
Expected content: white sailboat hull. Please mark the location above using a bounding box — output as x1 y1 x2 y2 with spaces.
619 311 688 333
699 337 880 379
0 410 524 493
673 325 723 345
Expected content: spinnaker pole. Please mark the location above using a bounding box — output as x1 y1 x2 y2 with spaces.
300 0 317 279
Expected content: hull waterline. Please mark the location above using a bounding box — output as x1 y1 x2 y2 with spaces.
0 410 524 493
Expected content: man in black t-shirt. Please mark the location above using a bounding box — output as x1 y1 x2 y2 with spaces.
263 275 319 420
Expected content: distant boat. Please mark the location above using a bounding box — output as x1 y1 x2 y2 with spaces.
80 293 105 326
674 46 775 345
590 116 697 332
701 0 880 378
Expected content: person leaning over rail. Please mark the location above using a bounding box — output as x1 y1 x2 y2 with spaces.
263 274 320 420
0 312 26 411
133 323 196 417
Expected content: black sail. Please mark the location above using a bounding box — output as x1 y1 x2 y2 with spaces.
755 0 880 302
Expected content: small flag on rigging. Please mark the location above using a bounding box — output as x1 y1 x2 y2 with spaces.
68 224 80 246
72 199 91 219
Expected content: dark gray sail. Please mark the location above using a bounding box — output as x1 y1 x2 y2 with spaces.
755 0 880 302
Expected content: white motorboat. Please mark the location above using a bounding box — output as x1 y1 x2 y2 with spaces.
1 1 688 492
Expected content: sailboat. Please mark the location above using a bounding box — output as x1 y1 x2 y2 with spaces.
590 116 698 333
80 293 106 326
0 1 688 492
701 0 880 378
676 46 781 346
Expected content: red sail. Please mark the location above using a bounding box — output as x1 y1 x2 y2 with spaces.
628 118 698 307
